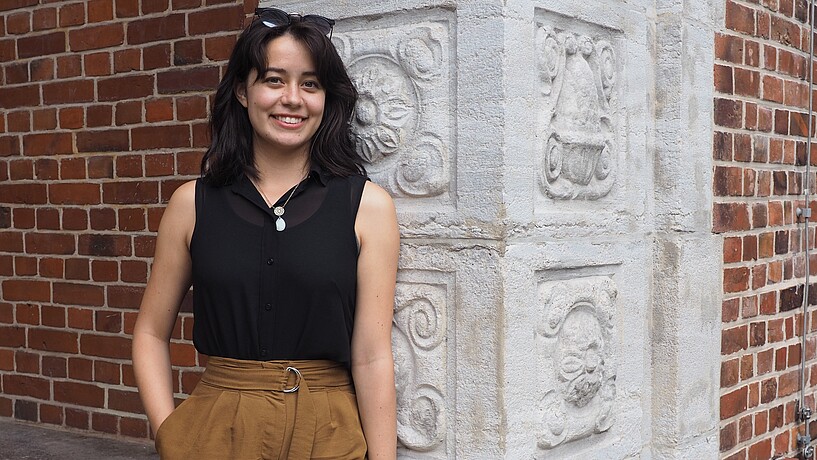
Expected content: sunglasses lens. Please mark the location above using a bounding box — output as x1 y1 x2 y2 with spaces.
302 15 334 36
256 8 291 28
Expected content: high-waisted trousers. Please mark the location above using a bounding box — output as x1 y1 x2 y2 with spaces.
154 357 368 460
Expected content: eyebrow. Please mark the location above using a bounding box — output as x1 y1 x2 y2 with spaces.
263 67 318 76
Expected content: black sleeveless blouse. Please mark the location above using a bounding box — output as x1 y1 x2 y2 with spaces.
189 167 367 366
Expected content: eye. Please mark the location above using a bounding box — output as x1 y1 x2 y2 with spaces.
302 80 322 90
263 76 283 84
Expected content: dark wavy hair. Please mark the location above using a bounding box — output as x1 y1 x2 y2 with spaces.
201 18 364 185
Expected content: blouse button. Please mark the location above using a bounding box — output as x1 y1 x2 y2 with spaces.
266 258 273 265
260 348 267 357
265 303 272 311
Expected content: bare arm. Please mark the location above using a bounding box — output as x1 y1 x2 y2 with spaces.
351 181 399 460
132 180 196 437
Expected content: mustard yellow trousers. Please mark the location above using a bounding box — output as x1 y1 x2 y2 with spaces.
155 357 367 460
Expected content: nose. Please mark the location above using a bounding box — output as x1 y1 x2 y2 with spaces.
281 84 303 106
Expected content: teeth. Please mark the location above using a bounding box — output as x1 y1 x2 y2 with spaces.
275 116 303 124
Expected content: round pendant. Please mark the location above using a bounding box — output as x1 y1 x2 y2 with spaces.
273 206 285 216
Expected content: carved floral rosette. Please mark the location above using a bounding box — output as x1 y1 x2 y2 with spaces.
333 22 450 198
535 276 617 449
392 282 447 454
536 26 618 200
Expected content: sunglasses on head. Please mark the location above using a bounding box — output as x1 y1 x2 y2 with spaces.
254 8 335 38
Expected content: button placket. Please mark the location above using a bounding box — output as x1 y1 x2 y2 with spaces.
258 214 277 359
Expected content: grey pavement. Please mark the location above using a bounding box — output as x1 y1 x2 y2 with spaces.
0 418 158 460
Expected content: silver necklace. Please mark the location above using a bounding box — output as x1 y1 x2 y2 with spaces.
253 175 306 232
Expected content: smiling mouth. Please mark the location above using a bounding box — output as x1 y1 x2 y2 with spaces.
274 115 305 125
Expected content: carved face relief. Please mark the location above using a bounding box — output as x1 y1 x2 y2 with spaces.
536 276 617 450
557 306 604 408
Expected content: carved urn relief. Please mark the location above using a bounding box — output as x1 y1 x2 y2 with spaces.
537 26 618 200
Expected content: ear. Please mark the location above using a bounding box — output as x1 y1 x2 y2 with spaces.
235 83 248 108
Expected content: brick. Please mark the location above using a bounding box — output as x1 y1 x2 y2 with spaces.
118 208 146 231
113 48 141 73
734 68 759 97
56 55 82 78
0 231 23 252
714 166 743 196
120 417 148 438
84 52 112 77
128 14 185 45
32 8 57 32
204 35 236 61
48 183 101 205
62 208 89 231
188 5 243 35
24 233 75 255
41 305 65 328
115 101 142 125
39 404 63 425
143 0 169 13
54 381 104 407
17 31 65 59
748 438 771 460
95 310 122 333
58 2 85 27
65 407 88 430
26 57 49 82
780 285 803 312
721 386 748 420
0 85 40 108
143 43 171 70
0 326 25 347
3 279 51 302
14 350 39 373
108 389 142 413
145 153 174 176
723 325 748 355
86 157 113 180
4 374 50 400
107 285 144 310
7 11 31 35
42 356 67 378
174 39 202 66
115 0 139 18
771 15 799 48
92 412 118 434
97 75 154 102
68 308 94 330
27 327 78 353
87 0 113 22
69 24 124 52
145 98 173 122
713 203 751 233
157 67 220 94
714 64 733 94
750 322 766 347
726 0 756 34
53 282 104 306
76 130 129 153
121 260 147 283
94 360 120 384
43 80 94 104
80 334 131 359
715 98 742 128
91 259 119 282
5 62 29 84
132 125 190 150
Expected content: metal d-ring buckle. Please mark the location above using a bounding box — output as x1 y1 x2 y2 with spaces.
283 366 302 393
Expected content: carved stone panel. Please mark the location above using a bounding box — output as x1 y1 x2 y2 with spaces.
393 280 449 457
536 19 621 201
334 19 452 201
535 276 617 449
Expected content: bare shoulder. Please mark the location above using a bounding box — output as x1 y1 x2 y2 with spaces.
356 181 398 243
160 179 198 245
359 181 396 218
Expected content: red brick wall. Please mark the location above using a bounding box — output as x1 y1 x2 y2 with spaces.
0 0 252 440
715 0 817 458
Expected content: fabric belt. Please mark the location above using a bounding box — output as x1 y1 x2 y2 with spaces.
199 356 354 460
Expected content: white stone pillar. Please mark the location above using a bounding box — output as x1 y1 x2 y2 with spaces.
261 1 723 457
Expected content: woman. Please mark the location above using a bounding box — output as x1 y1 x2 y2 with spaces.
132 8 398 460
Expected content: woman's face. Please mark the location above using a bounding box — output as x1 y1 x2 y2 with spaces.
237 34 326 158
